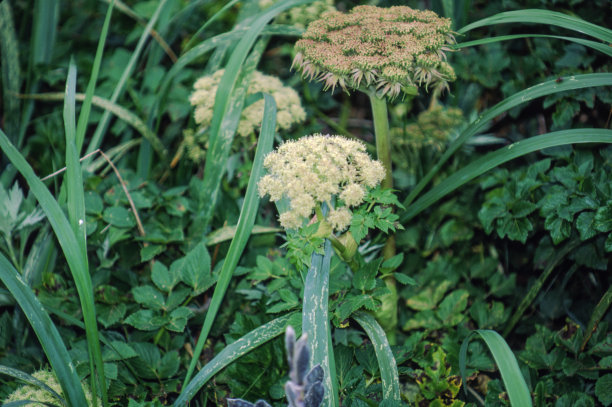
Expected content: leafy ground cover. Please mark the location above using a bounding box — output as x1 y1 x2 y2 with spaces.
0 0 610 406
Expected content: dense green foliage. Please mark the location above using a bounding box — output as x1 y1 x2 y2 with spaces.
0 0 610 406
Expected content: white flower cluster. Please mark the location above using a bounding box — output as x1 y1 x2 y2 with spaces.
258 134 385 231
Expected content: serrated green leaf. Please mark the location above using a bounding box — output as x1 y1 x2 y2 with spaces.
354 259 381 291
167 307 193 333
511 200 537 218
544 216 571 244
437 289 469 326
140 244 164 262
393 272 416 286
97 303 126 328
381 253 403 273
178 241 214 295
124 310 166 331
500 216 533 243
406 280 452 311
166 287 191 311
157 350 180 379
576 211 598 240
132 285 165 311
103 341 138 362
152 261 179 293
594 204 612 232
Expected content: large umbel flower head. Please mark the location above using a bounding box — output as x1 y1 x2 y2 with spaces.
258 134 385 232
292 5 456 98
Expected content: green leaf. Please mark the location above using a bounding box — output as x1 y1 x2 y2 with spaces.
353 259 381 291
406 280 452 311
381 253 403 274
460 330 532 407
576 211 598 240
157 351 180 379
124 310 166 331
596 373 612 406
436 289 469 326
165 287 191 311
151 261 179 293
176 313 299 406
393 272 417 286
595 204 612 232
102 341 137 362
102 206 136 228
167 307 193 333
132 285 165 311
97 303 127 329
140 245 164 262
178 242 213 295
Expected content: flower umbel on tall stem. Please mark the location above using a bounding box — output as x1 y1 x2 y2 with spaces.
258 134 385 233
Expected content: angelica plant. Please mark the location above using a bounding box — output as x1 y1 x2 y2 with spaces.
291 5 456 338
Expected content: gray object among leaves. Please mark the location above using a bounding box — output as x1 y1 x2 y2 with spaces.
227 326 324 407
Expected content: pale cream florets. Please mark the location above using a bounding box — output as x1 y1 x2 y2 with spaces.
258 134 385 232
186 70 306 164
292 5 456 98
3 369 99 406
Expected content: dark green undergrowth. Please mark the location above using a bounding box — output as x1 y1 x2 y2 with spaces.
0 0 610 406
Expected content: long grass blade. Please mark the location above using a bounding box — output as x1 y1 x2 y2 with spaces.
0 126 108 406
458 9 612 43
183 0 241 52
176 313 300 406
402 73 612 210
460 330 532 407
581 284 612 352
352 311 401 402
63 60 107 407
303 239 338 407
193 0 312 234
403 129 612 222
503 239 580 336
85 0 169 157
0 365 65 405
20 92 168 159
0 254 87 407
0 0 21 144
75 0 114 152
183 94 278 386
455 34 612 57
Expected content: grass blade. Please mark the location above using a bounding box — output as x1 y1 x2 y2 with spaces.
183 94 278 386
0 0 21 144
183 0 241 52
503 239 580 336
0 254 87 407
85 0 169 157
581 284 612 352
352 311 400 402
455 34 612 57
458 9 612 43
0 365 65 405
176 313 300 406
63 60 107 407
20 92 168 159
402 73 612 210
75 0 114 152
403 129 612 222
460 330 532 407
302 239 338 407
193 0 313 234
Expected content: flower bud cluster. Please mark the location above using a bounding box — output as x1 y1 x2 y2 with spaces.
186 70 306 163
4 369 99 406
394 105 463 151
258 134 385 231
292 5 456 98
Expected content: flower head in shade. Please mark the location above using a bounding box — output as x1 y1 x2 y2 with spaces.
292 5 456 98
187 70 306 164
258 134 385 232
4 369 99 406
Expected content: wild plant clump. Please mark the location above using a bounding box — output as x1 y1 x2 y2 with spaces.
186 69 306 163
3 369 99 406
258 134 385 231
292 5 456 98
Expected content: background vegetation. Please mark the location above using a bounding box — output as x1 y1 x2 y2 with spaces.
0 0 610 406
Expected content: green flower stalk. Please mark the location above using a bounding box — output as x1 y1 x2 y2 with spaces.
4 369 99 406
292 5 456 341
187 69 307 164
258 134 385 233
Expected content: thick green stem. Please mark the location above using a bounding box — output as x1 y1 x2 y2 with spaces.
367 92 398 344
